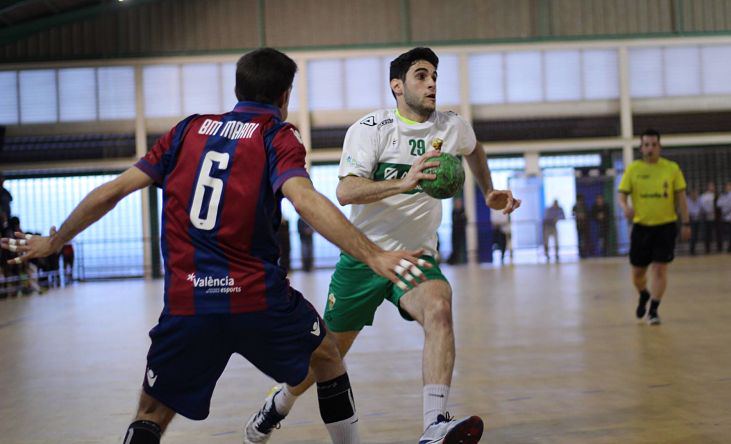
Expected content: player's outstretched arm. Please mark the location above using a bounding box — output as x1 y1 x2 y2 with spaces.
283 176 429 290
336 150 441 205
465 142 521 214
1 167 154 265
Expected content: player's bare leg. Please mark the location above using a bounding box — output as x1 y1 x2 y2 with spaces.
399 280 483 443
399 280 455 385
245 331 361 444
288 330 360 395
122 391 176 444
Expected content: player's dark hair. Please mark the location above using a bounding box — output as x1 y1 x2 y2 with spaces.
235 48 297 105
389 47 439 82
641 128 661 142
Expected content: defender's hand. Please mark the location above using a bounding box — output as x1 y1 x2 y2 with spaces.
1 230 57 265
366 249 432 291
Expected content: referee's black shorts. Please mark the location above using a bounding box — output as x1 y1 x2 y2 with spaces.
629 222 678 267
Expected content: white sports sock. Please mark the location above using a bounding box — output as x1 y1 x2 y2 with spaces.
273 385 299 415
324 413 360 444
423 384 450 431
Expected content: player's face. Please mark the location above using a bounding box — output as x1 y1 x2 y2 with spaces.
640 135 661 162
402 61 437 116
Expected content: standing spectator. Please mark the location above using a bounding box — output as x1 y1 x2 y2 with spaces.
591 194 611 256
686 189 702 255
717 181 731 253
61 243 75 284
0 172 12 219
277 218 291 272
700 181 720 253
572 194 590 258
7 217 31 295
490 208 511 264
447 197 467 264
542 199 565 262
297 217 314 271
0 212 13 297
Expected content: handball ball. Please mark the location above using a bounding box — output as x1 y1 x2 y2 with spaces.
420 152 465 199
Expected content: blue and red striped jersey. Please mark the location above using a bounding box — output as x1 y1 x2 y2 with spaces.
135 101 309 315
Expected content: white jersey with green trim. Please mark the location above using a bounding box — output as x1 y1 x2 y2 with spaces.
337 109 477 256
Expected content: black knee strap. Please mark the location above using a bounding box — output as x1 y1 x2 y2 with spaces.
317 372 356 424
123 420 162 444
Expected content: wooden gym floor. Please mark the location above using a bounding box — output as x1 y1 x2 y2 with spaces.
0 255 729 444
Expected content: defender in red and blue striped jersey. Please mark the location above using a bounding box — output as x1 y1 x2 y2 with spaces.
1 48 427 444
135 101 308 316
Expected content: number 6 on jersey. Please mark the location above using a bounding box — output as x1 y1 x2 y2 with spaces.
189 151 230 230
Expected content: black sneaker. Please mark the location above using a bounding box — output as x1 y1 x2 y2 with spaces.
636 292 650 319
647 312 661 325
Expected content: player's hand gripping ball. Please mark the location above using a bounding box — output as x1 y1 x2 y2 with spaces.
419 152 465 199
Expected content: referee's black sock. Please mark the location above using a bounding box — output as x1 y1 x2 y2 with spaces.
649 299 661 317
636 290 651 319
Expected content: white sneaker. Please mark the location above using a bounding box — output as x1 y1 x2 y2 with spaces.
244 386 285 444
647 314 662 325
418 413 484 444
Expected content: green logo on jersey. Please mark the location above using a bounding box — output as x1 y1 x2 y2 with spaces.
373 162 421 194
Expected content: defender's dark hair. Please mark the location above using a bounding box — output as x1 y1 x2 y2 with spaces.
389 47 439 81
235 48 297 105
641 128 661 142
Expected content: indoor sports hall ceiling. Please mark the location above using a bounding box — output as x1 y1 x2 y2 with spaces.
0 0 161 47
1 0 101 27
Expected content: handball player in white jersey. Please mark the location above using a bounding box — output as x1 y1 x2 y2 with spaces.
246 47 521 444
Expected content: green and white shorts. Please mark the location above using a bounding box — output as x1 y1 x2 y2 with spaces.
323 253 447 332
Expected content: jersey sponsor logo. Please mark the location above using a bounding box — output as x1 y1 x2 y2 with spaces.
310 320 321 336
384 167 401 180
639 193 666 199
146 368 158 387
198 118 259 140
186 273 242 294
360 116 377 126
373 162 421 194
377 118 393 129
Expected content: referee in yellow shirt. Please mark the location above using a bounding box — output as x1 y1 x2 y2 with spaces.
618 129 691 325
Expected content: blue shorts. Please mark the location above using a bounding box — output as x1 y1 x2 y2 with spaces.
142 288 325 420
